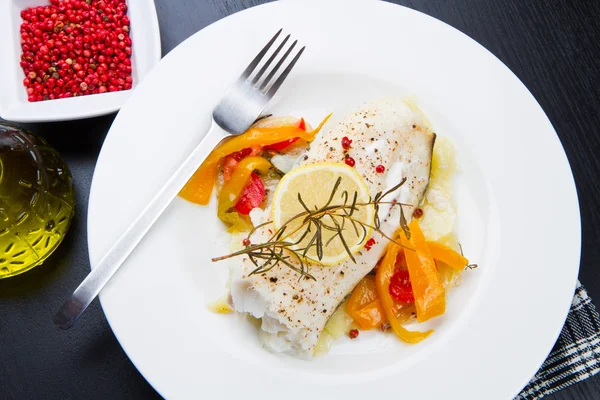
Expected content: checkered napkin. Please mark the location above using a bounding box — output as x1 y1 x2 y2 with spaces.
517 282 600 399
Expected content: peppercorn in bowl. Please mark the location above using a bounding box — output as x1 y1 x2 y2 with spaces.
0 0 161 122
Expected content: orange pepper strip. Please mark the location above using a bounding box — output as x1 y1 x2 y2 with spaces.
400 221 446 323
376 242 433 343
427 241 469 271
179 114 332 205
347 276 386 330
217 156 270 232
353 301 386 330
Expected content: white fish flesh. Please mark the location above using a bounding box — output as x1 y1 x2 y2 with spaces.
229 97 436 358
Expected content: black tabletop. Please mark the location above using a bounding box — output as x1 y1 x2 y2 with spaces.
1 1 600 399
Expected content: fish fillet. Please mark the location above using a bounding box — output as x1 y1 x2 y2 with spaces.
230 97 436 358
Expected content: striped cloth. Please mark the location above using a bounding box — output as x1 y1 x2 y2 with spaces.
517 282 600 399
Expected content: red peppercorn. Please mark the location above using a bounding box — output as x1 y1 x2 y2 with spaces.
375 164 385 173
345 157 356 167
412 208 424 219
364 238 376 251
349 329 359 339
19 1 134 102
341 136 352 149
242 238 251 247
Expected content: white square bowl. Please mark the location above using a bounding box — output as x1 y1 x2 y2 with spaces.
0 0 161 122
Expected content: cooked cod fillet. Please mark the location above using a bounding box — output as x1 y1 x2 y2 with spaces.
230 97 436 358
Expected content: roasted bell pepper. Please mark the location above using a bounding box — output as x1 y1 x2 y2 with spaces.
347 275 386 330
179 115 331 205
263 137 300 151
400 221 446 323
217 156 270 232
298 117 306 131
389 267 415 304
396 303 417 324
427 241 469 270
263 118 306 151
222 146 262 181
234 173 265 215
376 241 433 343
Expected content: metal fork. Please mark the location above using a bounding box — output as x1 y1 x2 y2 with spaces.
54 29 304 330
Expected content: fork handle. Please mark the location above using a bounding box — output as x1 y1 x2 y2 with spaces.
54 121 228 330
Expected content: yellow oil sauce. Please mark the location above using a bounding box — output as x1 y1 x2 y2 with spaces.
0 123 75 278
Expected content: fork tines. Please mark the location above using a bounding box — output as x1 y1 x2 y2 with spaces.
242 29 305 98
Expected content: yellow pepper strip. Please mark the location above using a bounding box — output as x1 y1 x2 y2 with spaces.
427 241 469 271
375 241 433 343
217 156 271 232
400 221 446 323
179 114 332 205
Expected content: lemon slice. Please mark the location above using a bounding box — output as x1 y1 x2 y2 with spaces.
271 162 374 265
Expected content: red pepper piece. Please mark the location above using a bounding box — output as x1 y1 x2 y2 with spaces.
232 148 253 162
298 118 306 131
389 269 415 304
263 137 300 151
234 173 265 215
263 118 306 151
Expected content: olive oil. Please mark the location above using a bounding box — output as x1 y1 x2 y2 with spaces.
0 123 75 278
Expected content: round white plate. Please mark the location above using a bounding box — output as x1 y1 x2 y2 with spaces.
88 1 581 399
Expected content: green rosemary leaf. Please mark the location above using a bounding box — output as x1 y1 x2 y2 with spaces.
297 193 311 213
212 175 413 279
323 177 342 208
399 205 410 240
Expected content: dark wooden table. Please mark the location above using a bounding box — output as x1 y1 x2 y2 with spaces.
1 1 599 399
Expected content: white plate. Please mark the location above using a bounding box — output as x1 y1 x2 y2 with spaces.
88 1 581 399
0 0 161 122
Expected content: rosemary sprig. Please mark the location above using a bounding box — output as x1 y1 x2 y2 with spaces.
459 243 479 270
212 177 414 280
